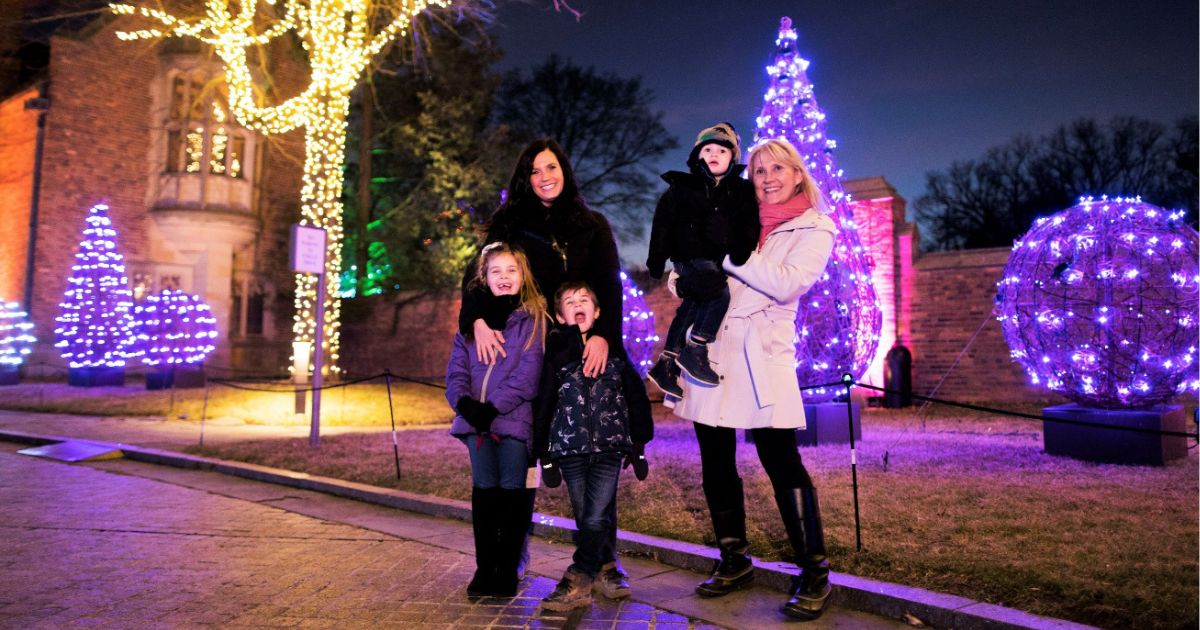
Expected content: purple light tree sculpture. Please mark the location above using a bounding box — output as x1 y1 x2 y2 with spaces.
754 17 882 400
54 203 138 386
620 270 658 379
995 197 1199 409
0 301 36 385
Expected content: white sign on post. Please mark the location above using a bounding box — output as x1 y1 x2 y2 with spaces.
290 225 327 273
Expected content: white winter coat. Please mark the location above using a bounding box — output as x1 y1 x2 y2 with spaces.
673 210 836 429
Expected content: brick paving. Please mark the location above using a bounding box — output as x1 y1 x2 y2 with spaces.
0 442 900 629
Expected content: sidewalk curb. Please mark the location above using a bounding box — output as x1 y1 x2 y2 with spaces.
0 429 1095 630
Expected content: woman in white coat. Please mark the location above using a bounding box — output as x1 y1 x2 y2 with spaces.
673 138 836 620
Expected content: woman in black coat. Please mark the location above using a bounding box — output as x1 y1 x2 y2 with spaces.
458 138 635 597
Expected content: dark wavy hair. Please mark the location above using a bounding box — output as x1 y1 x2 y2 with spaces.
501 138 586 213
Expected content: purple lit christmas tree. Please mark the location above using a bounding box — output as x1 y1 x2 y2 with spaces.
620 270 658 378
54 203 138 386
754 17 882 400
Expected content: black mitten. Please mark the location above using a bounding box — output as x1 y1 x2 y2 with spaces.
622 444 649 481
456 396 499 433
541 458 562 488
728 239 754 266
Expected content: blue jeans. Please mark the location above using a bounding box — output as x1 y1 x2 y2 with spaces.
558 452 624 577
464 435 528 490
665 259 730 352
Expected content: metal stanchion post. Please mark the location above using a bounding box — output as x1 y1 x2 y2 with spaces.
199 379 210 447
384 370 401 481
842 373 863 551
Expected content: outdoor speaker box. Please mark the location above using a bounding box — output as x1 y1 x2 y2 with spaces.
1042 403 1187 466
746 402 863 446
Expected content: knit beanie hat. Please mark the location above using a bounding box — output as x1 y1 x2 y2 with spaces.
688 122 741 165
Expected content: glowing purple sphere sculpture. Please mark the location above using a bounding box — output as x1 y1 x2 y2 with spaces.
620 270 658 379
995 197 1199 409
754 17 882 400
134 290 219 366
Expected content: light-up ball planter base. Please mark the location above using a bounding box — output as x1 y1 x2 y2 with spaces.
0 366 18 386
68 366 125 388
1042 403 1187 466
146 366 206 390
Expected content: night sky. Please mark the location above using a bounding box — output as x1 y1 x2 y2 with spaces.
488 0 1198 234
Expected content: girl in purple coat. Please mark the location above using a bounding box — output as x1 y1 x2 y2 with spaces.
446 242 548 597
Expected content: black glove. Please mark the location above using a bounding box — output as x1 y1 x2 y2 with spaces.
540 458 562 488
728 238 754 266
675 269 727 301
622 444 649 481
704 214 733 251
456 396 499 433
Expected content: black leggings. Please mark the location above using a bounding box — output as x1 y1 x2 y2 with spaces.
693 422 813 510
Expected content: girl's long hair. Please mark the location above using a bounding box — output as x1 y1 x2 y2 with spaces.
747 138 833 215
474 242 548 350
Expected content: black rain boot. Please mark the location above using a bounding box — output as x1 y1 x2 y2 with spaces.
776 487 832 620
494 488 533 597
695 494 754 597
467 487 499 596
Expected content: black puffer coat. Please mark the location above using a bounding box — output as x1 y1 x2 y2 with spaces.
458 197 626 357
645 163 760 279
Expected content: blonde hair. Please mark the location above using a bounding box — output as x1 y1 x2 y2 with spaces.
747 138 832 215
474 242 548 350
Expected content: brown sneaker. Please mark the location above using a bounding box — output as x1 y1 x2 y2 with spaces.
594 562 631 599
540 569 593 612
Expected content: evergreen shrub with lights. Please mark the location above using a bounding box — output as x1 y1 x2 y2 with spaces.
0 301 36 385
995 197 1199 409
133 290 219 389
620 271 658 379
754 17 882 401
54 203 138 387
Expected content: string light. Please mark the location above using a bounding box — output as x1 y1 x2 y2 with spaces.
619 270 658 378
111 0 451 375
754 16 882 401
995 197 1200 408
54 203 139 369
133 290 219 366
0 302 36 370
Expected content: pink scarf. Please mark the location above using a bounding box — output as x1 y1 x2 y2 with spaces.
758 194 813 247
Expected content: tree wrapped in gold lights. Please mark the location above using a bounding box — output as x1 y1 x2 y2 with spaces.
110 0 453 373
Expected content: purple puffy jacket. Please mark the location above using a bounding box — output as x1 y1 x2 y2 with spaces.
446 309 544 445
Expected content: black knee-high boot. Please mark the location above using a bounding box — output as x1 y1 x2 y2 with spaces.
516 488 536 580
695 479 753 597
494 488 533 597
776 487 831 619
467 487 500 596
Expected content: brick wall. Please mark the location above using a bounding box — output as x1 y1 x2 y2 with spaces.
0 86 39 305
26 26 158 360
909 247 1051 404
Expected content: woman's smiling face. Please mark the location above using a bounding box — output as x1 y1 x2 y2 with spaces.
530 149 564 206
752 154 801 205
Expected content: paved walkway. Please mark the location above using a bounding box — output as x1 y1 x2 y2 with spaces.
0 439 901 629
